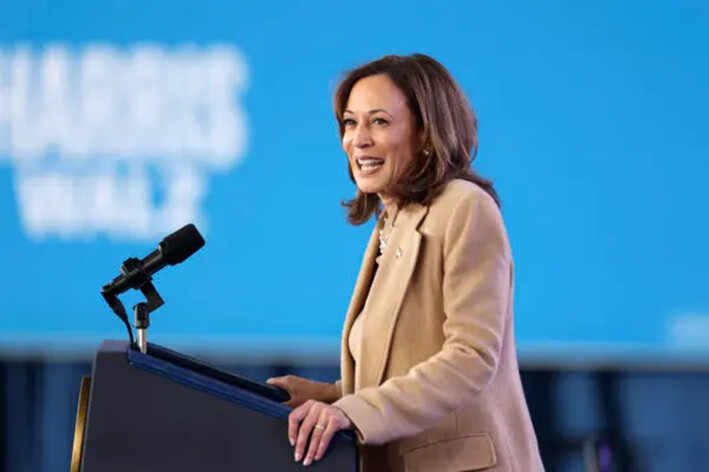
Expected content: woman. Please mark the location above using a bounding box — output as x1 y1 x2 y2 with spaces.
268 54 543 471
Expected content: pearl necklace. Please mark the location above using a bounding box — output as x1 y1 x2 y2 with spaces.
378 221 391 255
378 210 398 255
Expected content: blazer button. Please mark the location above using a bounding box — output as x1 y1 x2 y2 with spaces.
395 247 402 258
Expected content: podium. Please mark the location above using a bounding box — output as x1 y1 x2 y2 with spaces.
72 340 358 471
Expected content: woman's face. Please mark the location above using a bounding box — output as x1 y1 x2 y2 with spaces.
342 74 421 198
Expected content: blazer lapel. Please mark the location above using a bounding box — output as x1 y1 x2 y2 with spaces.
340 221 381 395
357 203 428 389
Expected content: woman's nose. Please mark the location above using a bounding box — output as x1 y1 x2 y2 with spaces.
352 124 373 148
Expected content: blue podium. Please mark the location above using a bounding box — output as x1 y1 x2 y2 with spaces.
73 340 358 471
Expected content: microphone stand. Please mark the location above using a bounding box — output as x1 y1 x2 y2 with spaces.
132 279 164 354
102 257 165 353
133 280 163 353
134 303 150 354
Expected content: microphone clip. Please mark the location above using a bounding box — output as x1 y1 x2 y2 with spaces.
121 256 165 313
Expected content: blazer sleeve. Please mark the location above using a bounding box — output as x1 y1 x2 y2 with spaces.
334 191 512 445
334 380 343 400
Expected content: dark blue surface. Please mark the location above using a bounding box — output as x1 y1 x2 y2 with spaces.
126 342 355 444
129 346 291 419
139 342 291 404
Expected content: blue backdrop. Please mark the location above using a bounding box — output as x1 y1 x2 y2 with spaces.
1 0 707 364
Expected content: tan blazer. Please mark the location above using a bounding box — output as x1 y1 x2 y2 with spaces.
333 180 543 472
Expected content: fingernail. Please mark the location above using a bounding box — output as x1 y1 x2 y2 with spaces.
294 452 301 462
303 457 312 466
289 437 295 446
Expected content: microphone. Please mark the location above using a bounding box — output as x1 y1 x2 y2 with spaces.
101 223 206 298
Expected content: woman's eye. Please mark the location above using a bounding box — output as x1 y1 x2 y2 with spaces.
372 117 388 126
342 118 356 127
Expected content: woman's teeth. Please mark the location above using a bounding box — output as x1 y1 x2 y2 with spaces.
361 163 383 171
358 158 384 171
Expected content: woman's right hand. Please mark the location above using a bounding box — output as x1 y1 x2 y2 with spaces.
266 375 340 408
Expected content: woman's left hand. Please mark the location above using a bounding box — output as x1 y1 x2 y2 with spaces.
289 400 353 466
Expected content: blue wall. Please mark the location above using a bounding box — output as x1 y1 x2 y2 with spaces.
1 0 708 361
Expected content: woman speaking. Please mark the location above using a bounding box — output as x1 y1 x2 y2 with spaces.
268 54 543 471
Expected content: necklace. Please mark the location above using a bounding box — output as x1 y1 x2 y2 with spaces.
378 221 391 255
378 208 398 255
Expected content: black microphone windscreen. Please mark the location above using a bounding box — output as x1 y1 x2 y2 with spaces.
159 224 205 265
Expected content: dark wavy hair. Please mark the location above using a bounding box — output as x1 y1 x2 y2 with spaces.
334 53 499 225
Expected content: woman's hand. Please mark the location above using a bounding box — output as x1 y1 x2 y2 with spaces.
288 400 352 466
266 375 340 408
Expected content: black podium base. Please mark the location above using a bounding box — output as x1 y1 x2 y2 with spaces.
79 340 357 472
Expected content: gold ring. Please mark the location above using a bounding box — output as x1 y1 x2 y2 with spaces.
315 424 325 431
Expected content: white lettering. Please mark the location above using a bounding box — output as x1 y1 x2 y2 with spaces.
0 43 249 241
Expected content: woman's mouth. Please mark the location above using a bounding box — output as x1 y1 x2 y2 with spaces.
356 157 385 174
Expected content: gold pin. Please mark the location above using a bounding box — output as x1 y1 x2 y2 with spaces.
395 247 402 258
